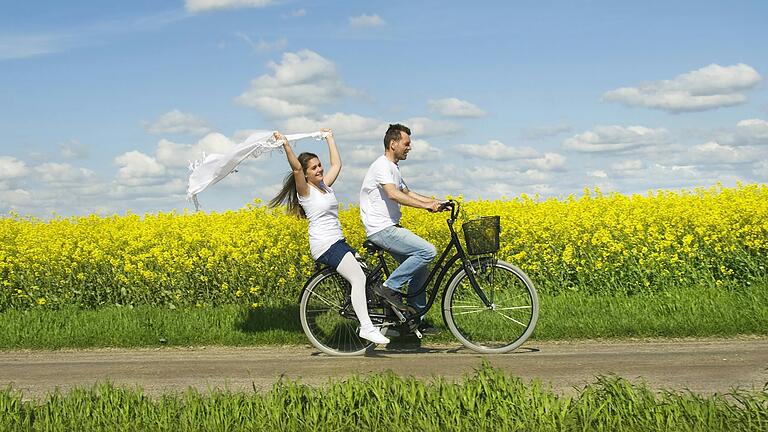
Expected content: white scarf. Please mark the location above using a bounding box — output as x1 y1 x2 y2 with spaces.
187 130 329 210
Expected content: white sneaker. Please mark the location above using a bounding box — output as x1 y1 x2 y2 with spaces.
359 327 390 344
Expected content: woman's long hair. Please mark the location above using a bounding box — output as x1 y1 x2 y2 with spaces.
269 152 319 218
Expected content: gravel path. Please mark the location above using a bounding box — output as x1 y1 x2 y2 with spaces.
1 337 766 399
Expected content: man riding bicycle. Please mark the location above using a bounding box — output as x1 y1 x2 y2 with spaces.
359 123 443 335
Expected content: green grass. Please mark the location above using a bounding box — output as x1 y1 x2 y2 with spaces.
0 365 765 431
535 283 768 339
0 284 766 349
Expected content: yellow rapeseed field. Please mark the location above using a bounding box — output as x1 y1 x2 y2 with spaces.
1 184 766 310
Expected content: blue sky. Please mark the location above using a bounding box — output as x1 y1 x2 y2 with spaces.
2 0 767 217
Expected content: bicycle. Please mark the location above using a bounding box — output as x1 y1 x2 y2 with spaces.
298 200 539 356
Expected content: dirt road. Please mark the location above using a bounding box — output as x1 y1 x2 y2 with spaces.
1 338 766 399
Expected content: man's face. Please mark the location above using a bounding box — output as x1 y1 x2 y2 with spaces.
391 131 411 161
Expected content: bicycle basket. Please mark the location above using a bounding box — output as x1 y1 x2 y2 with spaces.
461 216 501 255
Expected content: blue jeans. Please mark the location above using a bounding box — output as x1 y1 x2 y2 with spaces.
368 225 437 313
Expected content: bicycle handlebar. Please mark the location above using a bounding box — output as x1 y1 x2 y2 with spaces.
438 199 459 221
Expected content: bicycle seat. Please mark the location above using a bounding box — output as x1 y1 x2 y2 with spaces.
362 240 383 253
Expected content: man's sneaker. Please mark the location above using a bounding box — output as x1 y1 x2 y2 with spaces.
372 283 411 312
359 326 390 344
417 319 441 336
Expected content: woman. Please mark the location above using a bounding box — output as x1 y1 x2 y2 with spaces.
269 129 389 345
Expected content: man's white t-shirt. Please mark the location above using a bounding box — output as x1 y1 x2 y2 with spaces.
360 155 406 236
298 182 344 259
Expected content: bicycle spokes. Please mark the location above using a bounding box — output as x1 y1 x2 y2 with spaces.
299 271 370 356
443 260 539 353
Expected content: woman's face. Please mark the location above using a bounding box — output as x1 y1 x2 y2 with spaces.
304 157 324 185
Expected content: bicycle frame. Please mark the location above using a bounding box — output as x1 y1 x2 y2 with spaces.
363 200 494 322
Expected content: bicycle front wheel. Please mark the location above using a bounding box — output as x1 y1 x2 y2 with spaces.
299 269 372 356
443 259 538 354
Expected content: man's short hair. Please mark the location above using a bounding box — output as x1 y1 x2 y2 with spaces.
384 123 411 150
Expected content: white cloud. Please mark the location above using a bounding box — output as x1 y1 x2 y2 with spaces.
688 141 759 164
114 151 167 186
611 160 644 171
528 152 567 171
427 98 487 118
754 160 768 179
110 178 187 200
0 189 33 207
236 33 288 53
60 140 88 159
345 144 380 164
407 139 443 162
279 114 456 143
236 50 362 118
398 164 463 197
292 9 307 17
482 182 554 199
705 118 768 147
255 182 283 200
185 0 277 13
588 170 608 178
612 163 705 184
1 12 188 62
522 124 573 139
0 33 72 60
281 113 385 141
405 117 462 138
455 140 539 160
457 165 509 181
349 14 386 28
563 125 668 153
0 156 29 180
145 110 212 135
463 166 550 183
602 63 762 112
736 118 768 143
155 132 236 169
245 96 315 118
34 163 97 185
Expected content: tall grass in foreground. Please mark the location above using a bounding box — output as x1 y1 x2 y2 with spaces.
0 365 765 431
0 284 765 349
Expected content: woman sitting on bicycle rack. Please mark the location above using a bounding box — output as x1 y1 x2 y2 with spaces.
269 129 390 345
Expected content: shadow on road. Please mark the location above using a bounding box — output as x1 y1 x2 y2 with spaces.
235 304 302 333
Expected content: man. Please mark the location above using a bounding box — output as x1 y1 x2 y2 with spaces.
360 123 442 334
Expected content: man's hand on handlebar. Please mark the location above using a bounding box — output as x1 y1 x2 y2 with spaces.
425 200 442 212
426 200 453 213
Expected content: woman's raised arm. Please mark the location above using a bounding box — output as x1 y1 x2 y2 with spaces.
275 131 309 198
322 128 342 187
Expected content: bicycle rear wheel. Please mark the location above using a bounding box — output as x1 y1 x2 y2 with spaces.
443 259 538 354
299 269 373 356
